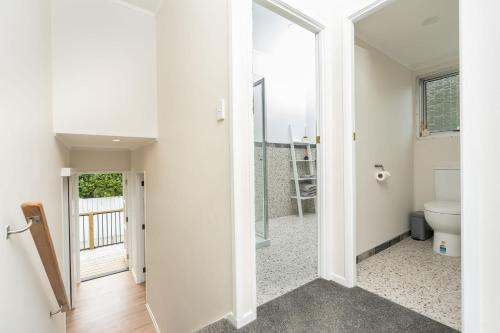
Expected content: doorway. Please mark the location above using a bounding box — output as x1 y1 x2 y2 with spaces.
77 172 128 281
66 170 149 332
252 2 320 306
345 0 462 330
229 0 331 327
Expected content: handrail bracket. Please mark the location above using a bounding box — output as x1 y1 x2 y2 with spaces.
5 216 40 239
50 305 64 318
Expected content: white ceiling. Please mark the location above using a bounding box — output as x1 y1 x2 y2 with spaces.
113 0 162 14
355 0 459 70
56 133 157 150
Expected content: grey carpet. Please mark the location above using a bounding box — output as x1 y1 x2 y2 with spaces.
198 279 459 333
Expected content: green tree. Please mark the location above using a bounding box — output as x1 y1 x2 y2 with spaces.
79 173 123 199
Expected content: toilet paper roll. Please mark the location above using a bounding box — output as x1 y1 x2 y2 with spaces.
375 170 391 182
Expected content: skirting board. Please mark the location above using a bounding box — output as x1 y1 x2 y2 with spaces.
226 310 257 329
356 231 410 264
329 272 350 287
146 303 161 333
132 269 145 284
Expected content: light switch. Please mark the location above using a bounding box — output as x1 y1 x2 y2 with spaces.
217 98 225 121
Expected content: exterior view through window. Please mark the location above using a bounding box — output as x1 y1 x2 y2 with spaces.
421 72 460 135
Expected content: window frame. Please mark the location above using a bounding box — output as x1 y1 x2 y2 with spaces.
419 70 460 137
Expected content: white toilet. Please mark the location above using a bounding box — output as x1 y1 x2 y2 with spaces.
424 168 461 256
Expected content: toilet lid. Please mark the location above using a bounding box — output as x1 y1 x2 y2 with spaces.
424 200 461 215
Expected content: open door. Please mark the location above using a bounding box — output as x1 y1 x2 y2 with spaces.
62 175 73 308
138 173 146 282
61 170 80 308
127 172 146 284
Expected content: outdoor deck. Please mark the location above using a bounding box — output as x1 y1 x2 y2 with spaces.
80 244 128 281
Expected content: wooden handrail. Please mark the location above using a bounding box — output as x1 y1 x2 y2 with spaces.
78 208 124 217
21 202 70 312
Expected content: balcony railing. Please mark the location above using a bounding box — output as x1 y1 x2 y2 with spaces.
79 208 125 251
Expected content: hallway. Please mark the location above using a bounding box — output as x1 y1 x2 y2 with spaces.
67 272 154 333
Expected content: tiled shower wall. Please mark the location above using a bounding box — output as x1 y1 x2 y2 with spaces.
255 143 316 220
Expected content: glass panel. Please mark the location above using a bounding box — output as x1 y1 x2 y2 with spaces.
424 73 460 133
253 80 268 243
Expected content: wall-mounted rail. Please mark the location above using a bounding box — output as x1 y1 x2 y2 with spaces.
10 202 70 316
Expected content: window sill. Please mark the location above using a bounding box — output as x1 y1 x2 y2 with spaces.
417 131 460 141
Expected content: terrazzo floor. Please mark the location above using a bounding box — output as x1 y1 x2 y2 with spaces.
357 237 461 331
256 213 318 305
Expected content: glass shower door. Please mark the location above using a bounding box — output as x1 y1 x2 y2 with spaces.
253 79 269 248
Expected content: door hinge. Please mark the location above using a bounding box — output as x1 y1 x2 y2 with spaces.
316 136 321 144
353 132 356 141
141 180 144 187
126 216 129 222
126 254 129 260
142 224 145 230
125 179 128 185
143 267 146 273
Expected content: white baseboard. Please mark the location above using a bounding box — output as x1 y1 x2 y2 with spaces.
193 312 234 332
132 269 145 284
226 310 256 329
329 272 350 287
145 303 161 333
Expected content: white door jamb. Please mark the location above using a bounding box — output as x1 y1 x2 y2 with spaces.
228 0 330 328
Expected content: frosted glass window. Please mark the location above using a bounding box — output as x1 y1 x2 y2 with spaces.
421 73 460 134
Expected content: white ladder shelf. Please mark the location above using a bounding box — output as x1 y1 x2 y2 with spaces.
289 125 317 220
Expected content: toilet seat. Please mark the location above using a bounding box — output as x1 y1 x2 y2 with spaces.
424 200 461 215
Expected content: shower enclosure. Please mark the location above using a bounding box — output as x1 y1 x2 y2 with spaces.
253 79 270 248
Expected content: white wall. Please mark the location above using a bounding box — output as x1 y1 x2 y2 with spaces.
70 149 131 172
0 1 69 332
461 0 500 331
253 4 317 143
144 1 233 331
52 0 157 139
355 40 414 254
413 136 460 210
412 63 461 210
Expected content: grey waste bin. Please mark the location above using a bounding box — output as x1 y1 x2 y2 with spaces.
410 211 433 240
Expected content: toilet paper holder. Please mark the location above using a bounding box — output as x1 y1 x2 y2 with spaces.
374 164 391 182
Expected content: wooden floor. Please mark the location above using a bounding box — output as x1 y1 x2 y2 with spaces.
67 271 155 333
80 244 128 281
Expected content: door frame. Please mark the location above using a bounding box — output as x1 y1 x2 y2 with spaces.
127 171 146 284
69 170 130 283
252 78 269 243
61 171 74 308
228 0 332 328
342 0 470 329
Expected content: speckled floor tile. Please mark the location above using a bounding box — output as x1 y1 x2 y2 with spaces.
357 237 461 331
256 214 318 305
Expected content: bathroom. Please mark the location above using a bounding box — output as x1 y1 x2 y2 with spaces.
252 3 319 306
353 0 461 331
